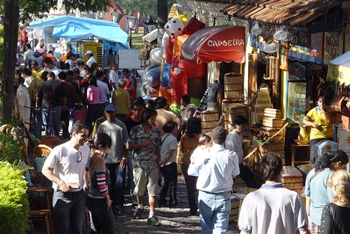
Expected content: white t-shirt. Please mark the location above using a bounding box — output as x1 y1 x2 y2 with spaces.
97 80 110 103
180 104 197 121
44 142 91 192
44 67 61 80
238 183 308 234
86 56 96 68
109 69 119 90
160 133 177 165
225 129 245 165
16 85 31 124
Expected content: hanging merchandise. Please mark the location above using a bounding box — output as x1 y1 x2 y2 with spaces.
197 80 220 111
172 56 205 79
262 42 279 54
173 34 189 57
273 28 293 42
251 22 262 36
170 69 188 104
182 17 205 35
165 38 175 63
176 14 189 26
265 56 278 80
164 18 184 38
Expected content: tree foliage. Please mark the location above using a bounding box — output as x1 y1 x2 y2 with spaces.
123 0 175 19
0 0 112 21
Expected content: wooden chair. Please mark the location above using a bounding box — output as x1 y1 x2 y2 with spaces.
27 186 54 234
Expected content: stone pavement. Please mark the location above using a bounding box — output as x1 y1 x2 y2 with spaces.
114 176 240 234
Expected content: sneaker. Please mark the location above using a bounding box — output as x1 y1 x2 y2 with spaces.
147 216 161 226
134 207 144 219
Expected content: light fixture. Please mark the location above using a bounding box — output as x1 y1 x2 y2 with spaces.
110 9 119 23
125 12 137 47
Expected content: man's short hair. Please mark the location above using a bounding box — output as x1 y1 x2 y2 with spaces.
233 115 248 126
156 97 167 109
181 95 191 104
260 154 282 182
95 70 103 79
122 69 130 74
70 121 89 135
211 127 226 145
141 108 157 124
43 57 53 65
163 121 178 133
58 71 67 80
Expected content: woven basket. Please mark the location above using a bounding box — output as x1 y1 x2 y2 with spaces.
252 139 285 165
224 91 243 99
224 73 242 85
200 111 219 121
224 84 243 91
229 197 240 221
201 121 218 129
281 177 303 194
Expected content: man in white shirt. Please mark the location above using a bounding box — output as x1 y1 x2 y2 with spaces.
225 115 261 188
188 127 240 233
109 62 119 90
96 70 111 105
85 50 96 68
23 43 34 68
238 154 309 234
42 121 90 234
43 57 60 79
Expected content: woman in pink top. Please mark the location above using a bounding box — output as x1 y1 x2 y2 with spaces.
86 76 102 135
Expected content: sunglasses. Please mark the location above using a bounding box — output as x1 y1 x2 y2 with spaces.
77 151 82 163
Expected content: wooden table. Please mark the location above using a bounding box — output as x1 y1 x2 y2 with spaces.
291 140 310 166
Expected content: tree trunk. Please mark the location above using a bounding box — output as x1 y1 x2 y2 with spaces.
2 0 20 122
157 0 167 29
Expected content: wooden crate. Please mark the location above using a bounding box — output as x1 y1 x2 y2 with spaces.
252 139 285 165
224 91 243 99
281 166 303 194
229 103 249 119
224 84 243 91
201 121 218 129
224 72 243 85
200 111 219 121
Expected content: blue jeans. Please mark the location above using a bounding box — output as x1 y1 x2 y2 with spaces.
52 190 86 234
42 105 62 136
86 196 115 234
198 190 231 234
106 163 126 207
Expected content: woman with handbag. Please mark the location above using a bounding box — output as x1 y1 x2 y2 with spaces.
86 133 114 234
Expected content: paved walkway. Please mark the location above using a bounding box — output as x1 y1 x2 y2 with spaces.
114 176 240 234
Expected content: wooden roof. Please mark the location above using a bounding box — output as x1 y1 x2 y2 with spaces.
195 0 342 27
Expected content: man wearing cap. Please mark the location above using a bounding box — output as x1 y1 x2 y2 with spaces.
97 103 129 215
85 50 96 68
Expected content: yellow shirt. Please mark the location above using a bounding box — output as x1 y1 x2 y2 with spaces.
31 68 44 85
112 89 130 115
304 106 333 140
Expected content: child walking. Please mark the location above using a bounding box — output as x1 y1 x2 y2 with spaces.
159 121 179 208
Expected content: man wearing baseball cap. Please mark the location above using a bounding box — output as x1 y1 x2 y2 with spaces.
85 50 96 68
97 103 129 215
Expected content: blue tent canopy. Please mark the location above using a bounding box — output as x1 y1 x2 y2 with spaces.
29 15 129 47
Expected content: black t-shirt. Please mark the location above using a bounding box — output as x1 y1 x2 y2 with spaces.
321 202 350 234
36 79 66 109
123 117 142 133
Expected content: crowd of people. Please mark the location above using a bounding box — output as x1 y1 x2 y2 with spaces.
15 40 350 234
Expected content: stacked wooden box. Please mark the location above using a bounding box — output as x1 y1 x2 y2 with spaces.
223 73 243 101
222 101 249 138
281 166 304 194
200 110 219 134
250 87 272 125
253 108 286 165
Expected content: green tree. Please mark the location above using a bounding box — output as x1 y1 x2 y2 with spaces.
123 0 175 24
1 0 111 123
